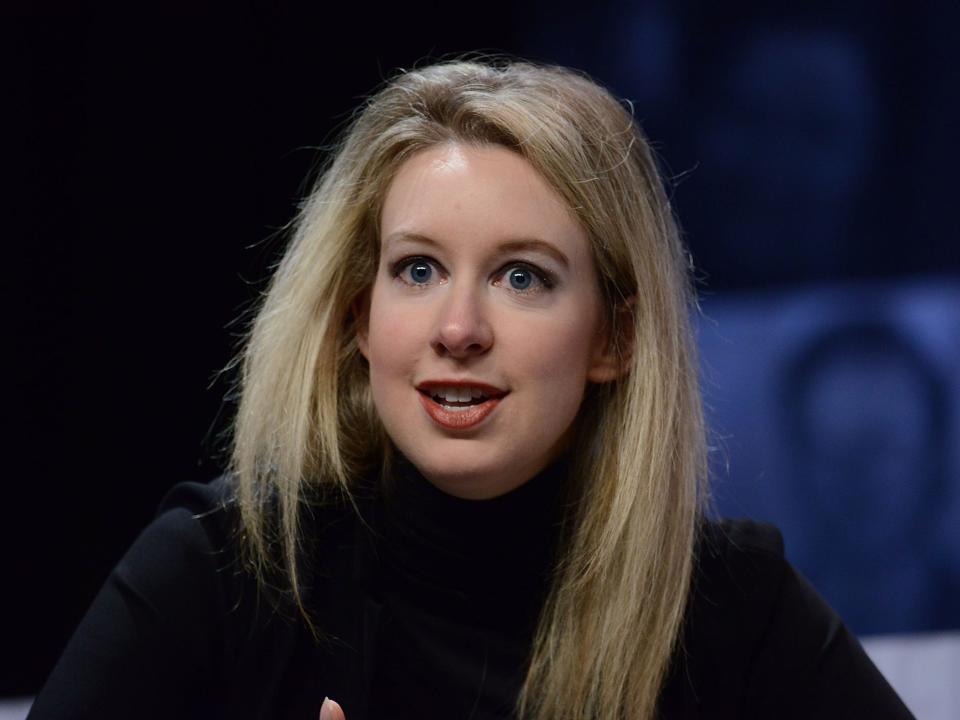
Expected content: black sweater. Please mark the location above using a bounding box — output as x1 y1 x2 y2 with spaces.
29 461 912 719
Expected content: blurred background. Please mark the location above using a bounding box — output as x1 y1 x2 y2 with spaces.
5 4 958 716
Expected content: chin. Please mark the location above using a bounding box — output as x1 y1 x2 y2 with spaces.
418 461 509 500
404 446 539 500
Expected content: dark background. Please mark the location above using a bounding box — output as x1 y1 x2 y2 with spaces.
6 5 959 696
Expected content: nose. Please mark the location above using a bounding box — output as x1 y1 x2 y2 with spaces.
430 284 493 359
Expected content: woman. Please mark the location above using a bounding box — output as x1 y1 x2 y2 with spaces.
30 58 911 719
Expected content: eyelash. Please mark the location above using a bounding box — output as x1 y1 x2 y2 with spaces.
391 256 556 294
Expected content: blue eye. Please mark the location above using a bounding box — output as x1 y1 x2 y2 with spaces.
393 257 552 294
500 264 552 293
508 267 534 290
404 261 433 284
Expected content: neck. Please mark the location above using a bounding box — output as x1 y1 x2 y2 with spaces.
374 453 571 628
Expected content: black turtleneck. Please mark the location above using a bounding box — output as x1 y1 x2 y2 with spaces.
28 465 914 719
367 455 570 719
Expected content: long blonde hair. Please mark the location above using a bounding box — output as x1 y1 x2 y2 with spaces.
230 57 707 720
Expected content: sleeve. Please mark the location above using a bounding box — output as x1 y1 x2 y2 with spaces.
27 482 233 720
737 526 915 719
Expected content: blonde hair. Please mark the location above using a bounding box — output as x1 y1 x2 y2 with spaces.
230 57 707 720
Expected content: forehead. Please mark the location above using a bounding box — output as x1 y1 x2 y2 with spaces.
379 143 591 262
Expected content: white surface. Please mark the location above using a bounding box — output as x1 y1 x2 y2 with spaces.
862 632 960 719
0 698 30 720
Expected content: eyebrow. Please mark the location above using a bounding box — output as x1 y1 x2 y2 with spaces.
383 231 570 269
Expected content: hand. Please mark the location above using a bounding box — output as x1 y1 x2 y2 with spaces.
320 696 346 720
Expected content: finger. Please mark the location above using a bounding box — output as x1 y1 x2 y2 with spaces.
320 696 346 720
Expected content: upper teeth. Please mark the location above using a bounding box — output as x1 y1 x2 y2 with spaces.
432 386 489 402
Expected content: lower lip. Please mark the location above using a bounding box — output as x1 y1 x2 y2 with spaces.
418 391 503 430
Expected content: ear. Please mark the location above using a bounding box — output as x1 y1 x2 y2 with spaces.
352 291 371 360
587 297 635 383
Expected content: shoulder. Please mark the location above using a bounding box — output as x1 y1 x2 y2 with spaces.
676 518 791 680
693 518 788 621
143 475 351 592
157 473 237 517
658 518 913 718
116 475 237 596
689 518 845 674
112 474 334 673
143 474 358 624
126 476 356 712
151 472 238 552
702 516 785 556
695 517 786 591
100 475 244 650
687 517 841 663
29 476 250 718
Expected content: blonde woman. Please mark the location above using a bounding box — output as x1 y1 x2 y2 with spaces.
30 58 911 719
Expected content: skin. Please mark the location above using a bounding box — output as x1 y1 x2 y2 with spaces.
320 698 344 720
356 141 622 501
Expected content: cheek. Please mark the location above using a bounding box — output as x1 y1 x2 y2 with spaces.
365 291 425 378
495 314 597 458
503 307 600 393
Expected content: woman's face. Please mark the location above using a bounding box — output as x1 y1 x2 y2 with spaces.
357 142 618 499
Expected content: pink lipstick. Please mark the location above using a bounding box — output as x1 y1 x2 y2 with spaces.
416 380 507 431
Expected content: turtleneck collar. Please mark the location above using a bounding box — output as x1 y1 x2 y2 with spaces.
373 453 571 631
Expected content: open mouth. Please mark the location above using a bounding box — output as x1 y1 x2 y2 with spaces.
415 382 507 429
422 386 493 411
